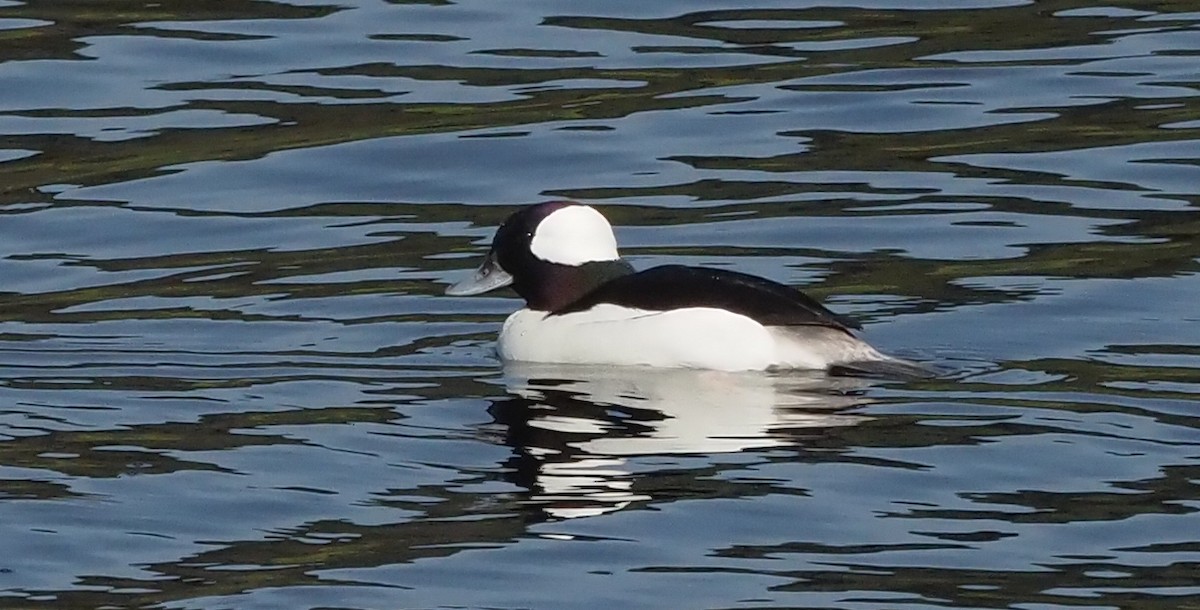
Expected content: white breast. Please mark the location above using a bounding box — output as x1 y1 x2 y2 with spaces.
496 304 882 371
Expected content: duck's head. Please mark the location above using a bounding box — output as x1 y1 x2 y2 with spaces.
445 201 634 311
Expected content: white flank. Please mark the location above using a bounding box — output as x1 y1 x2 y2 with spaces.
497 304 897 371
528 205 620 266
767 325 889 369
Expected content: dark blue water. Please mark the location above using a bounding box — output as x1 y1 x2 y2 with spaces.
2 1 1199 608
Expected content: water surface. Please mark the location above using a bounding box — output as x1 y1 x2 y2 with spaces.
1 0 1199 608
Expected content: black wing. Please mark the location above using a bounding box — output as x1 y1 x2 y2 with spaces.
552 265 860 331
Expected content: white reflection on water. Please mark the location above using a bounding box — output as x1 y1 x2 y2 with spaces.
500 363 871 518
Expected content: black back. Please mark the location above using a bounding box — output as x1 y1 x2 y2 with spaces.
552 265 861 331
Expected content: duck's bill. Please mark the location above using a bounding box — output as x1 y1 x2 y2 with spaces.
445 253 514 296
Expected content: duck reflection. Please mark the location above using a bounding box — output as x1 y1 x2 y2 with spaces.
490 364 873 519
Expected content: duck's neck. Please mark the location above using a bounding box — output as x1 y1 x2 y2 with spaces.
516 259 635 312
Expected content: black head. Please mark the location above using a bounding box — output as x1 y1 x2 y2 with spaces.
445 201 634 311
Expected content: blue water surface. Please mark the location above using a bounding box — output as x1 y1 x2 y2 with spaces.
0 0 1198 608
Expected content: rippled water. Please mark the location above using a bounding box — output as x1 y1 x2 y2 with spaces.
2 1 1199 608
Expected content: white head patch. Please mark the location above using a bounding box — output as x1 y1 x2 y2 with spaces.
529 205 621 266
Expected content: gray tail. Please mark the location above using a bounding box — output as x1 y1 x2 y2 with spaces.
831 356 937 380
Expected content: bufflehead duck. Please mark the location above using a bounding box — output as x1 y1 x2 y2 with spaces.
446 201 929 376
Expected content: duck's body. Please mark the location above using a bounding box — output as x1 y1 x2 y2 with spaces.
446 201 928 376
498 304 887 371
